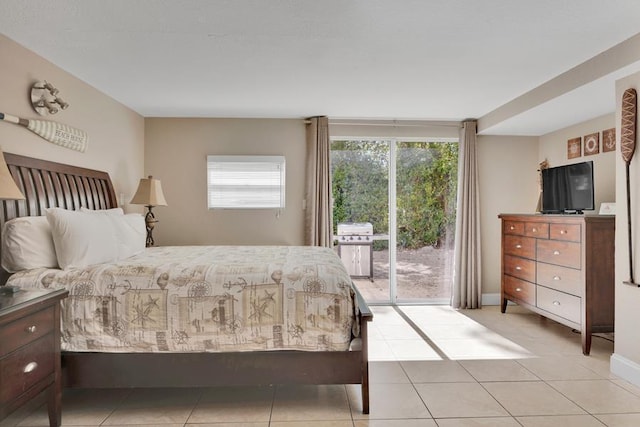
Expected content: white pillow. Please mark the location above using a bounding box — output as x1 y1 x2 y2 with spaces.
113 214 146 259
80 207 142 258
47 208 120 269
1 216 59 272
80 207 124 215
46 209 146 269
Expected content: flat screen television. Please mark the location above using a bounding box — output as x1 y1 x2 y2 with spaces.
541 161 594 214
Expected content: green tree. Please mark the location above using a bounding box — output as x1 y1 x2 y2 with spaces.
331 140 457 250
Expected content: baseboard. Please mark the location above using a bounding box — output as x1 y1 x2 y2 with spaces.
482 293 501 306
611 353 640 388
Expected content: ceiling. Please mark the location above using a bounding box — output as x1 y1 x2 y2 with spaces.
2 0 640 136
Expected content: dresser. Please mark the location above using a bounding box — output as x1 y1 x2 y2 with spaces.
499 214 614 355
0 288 68 426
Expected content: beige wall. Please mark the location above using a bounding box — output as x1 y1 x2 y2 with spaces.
538 113 616 211
612 71 640 383
0 35 144 205
477 135 539 298
144 118 307 246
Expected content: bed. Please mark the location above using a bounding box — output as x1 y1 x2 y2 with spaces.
0 152 373 414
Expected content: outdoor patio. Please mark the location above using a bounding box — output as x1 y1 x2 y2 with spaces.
348 246 454 302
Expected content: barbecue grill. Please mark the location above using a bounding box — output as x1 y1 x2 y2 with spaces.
336 222 373 280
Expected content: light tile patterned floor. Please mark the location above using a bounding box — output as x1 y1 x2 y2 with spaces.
3 305 640 427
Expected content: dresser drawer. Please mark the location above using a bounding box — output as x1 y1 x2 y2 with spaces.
537 262 582 296
504 255 536 282
525 222 549 239
0 307 54 357
550 223 581 242
503 275 535 305
537 240 581 269
537 286 581 324
503 220 525 236
0 334 55 404
503 235 535 259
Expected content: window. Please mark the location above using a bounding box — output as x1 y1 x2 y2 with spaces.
207 155 285 209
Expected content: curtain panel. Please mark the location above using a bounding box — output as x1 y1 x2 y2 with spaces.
305 116 334 247
452 120 482 309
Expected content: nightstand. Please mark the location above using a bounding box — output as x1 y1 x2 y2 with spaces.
0 288 68 427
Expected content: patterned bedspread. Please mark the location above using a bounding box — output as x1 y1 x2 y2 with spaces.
7 246 359 353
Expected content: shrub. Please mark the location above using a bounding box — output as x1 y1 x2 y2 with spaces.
331 140 458 250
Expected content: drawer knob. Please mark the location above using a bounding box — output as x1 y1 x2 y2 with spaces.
26 325 37 333
510 226 515 230
532 228 537 232
23 362 38 373
515 266 522 271
515 244 522 249
553 276 561 281
560 230 566 234
515 287 522 292
553 250 560 255
553 301 561 306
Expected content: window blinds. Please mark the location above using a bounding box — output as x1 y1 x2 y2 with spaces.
207 155 286 209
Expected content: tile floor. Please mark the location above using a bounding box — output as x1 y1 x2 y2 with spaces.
4 304 640 427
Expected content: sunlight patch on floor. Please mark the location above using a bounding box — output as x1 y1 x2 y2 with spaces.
368 305 534 361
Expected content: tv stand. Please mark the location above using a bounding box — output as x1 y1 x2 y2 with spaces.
499 214 614 355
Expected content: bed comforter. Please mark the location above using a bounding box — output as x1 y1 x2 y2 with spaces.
7 246 358 353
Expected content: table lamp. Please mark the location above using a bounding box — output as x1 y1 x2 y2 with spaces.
130 175 168 247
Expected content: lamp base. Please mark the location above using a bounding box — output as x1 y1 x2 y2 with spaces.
144 206 158 247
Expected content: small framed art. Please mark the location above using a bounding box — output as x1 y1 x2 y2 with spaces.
567 137 581 159
584 132 600 156
602 128 616 152
599 202 616 215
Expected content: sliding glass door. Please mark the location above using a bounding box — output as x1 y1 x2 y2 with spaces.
331 138 458 304
395 141 458 303
331 140 391 302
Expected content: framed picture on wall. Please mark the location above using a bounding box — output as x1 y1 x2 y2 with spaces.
567 137 581 159
584 132 600 156
602 128 616 152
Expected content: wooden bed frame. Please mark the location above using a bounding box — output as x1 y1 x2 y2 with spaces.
0 152 373 414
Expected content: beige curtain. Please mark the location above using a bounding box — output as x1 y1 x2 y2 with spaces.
305 116 334 247
452 120 482 309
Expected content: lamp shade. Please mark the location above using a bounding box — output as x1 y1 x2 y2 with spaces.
0 148 25 200
130 175 167 207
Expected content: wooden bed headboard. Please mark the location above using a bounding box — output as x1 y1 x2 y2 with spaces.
1 152 117 225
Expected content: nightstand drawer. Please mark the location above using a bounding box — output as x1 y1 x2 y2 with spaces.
0 307 54 357
537 286 581 324
0 288 68 425
0 334 55 404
